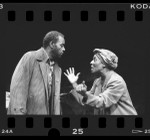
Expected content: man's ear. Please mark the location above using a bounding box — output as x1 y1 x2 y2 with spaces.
49 41 54 49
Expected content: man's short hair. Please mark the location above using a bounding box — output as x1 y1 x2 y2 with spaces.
43 31 64 49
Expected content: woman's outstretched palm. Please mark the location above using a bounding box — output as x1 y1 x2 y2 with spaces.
64 67 80 84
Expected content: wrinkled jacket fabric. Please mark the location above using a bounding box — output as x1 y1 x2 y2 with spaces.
71 71 137 115
7 48 62 115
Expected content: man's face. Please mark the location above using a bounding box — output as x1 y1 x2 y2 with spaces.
51 36 65 60
90 54 105 73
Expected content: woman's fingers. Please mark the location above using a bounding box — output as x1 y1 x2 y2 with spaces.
76 72 81 77
72 67 75 74
69 67 72 74
66 69 70 75
64 72 68 77
64 67 80 77
76 84 83 91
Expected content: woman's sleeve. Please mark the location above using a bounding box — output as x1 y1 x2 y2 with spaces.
84 79 125 109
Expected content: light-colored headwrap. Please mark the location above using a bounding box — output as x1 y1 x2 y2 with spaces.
94 48 118 69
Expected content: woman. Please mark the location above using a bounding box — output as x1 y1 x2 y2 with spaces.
64 48 137 115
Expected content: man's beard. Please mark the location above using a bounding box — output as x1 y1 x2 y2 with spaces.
51 47 62 62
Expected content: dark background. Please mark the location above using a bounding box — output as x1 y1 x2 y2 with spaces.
2 3 150 116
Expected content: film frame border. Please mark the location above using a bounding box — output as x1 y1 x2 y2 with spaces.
1 116 149 136
1 3 150 136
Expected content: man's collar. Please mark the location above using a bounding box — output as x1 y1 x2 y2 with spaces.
36 47 55 65
35 47 49 62
42 47 49 61
42 48 55 65
50 61 55 66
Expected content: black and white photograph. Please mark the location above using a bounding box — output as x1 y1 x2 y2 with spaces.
1 3 150 136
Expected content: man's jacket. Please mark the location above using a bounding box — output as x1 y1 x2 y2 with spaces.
7 48 62 115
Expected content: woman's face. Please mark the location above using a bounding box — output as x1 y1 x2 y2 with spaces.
90 54 105 73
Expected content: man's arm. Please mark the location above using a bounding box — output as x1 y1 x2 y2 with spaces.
8 52 33 115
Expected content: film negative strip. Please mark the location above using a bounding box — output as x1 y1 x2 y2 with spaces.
1 3 150 136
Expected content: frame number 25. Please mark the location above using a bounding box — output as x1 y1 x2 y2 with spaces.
72 128 84 135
